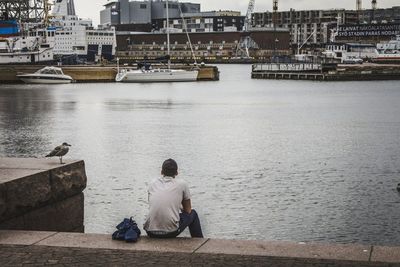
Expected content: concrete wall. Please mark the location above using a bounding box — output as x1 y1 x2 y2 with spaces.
151 1 180 20
129 2 152 24
119 0 131 24
0 158 87 232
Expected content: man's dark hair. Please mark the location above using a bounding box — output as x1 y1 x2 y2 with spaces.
162 158 178 177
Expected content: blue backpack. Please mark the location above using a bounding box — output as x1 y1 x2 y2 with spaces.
112 217 141 243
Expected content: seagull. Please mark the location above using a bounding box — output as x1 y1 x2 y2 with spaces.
46 142 71 164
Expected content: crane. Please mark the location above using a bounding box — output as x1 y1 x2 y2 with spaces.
356 0 362 11
273 0 278 12
243 0 255 32
273 0 278 58
235 0 257 58
372 0 377 9
0 0 48 23
371 0 377 22
356 0 362 23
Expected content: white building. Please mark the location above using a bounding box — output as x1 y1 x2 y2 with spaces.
51 0 116 62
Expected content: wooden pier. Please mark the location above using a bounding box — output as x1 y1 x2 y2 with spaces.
252 63 400 81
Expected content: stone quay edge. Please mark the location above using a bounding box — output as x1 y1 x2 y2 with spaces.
0 231 400 266
0 158 87 232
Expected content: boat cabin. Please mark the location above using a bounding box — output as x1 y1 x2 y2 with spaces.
36 67 64 75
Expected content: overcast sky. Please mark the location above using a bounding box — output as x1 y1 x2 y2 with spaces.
73 0 399 26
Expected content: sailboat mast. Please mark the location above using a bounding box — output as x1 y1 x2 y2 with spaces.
166 0 171 69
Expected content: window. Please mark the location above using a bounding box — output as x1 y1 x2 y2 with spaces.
140 4 147 9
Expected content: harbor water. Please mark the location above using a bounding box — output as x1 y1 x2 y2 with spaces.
0 64 399 245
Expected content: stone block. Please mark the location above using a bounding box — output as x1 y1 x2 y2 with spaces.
0 158 87 225
196 239 371 263
37 234 208 253
371 246 400 264
0 158 80 171
49 161 87 201
0 168 40 184
23 193 84 232
2 171 52 221
0 230 56 245
0 194 84 232
0 183 6 217
0 214 25 230
0 233 398 266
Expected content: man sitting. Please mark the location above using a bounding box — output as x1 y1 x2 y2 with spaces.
144 159 203 238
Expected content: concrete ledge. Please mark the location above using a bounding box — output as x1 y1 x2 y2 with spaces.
0 158 87 232
371 246 400 264
0 231 399 266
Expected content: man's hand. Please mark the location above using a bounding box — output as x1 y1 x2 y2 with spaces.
182 199 192 214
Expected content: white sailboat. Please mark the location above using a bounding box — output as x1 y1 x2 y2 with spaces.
115 0 199 83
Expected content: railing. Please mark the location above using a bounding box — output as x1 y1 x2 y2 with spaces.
252 63 322 72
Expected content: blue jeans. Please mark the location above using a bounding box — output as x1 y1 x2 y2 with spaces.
147 209 204 238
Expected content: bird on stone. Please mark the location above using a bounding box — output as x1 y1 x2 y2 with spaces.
46 142 71 164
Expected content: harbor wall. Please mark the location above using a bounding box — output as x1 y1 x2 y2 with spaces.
0 65 219 83
0 158 87 233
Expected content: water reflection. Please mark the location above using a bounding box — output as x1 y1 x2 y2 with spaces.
0 86 55 156
104 99 190 111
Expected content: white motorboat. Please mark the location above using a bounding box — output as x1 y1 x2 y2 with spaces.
116 0 198 83
17 66 73 84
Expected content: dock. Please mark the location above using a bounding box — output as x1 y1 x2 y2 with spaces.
0 64 219 83
252 63 400 81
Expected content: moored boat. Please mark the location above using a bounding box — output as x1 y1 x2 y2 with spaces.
375 35 400 63
17 66 73 84
115 0 198 83
115 67 199 83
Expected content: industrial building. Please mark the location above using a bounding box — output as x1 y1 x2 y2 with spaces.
253 9 359 47
152 11 245 33
116 29 291 63
100 0 245 33
252 5 400 47
100 0 200 26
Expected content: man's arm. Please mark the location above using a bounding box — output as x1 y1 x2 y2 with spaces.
182 199 192 214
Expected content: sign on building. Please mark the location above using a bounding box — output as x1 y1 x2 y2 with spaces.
337 24 400 38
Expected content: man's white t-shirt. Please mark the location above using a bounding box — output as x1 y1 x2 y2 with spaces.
144 176 191 232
